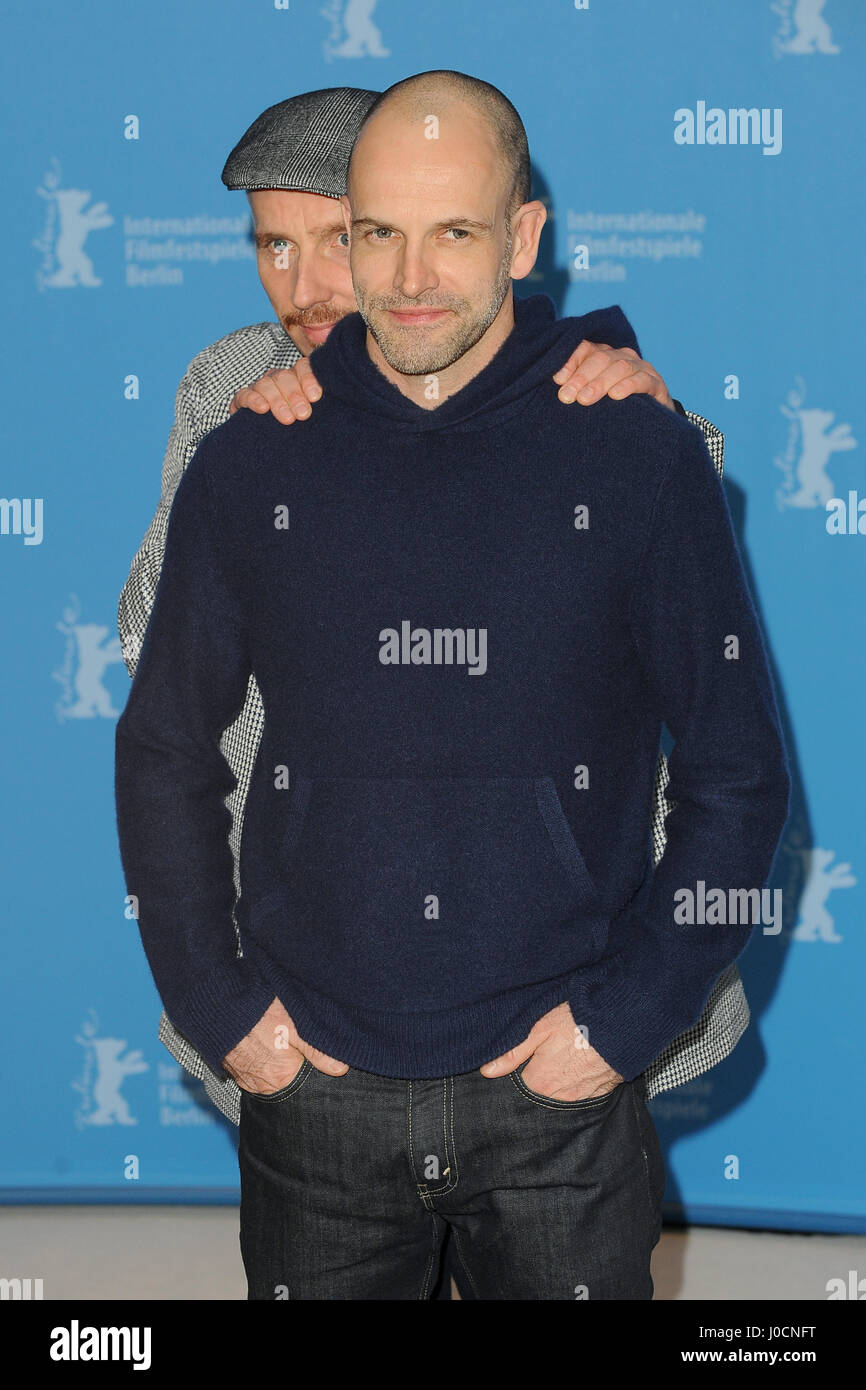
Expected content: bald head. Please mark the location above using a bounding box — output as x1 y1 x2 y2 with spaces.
347 70 531 218
340 69 545 398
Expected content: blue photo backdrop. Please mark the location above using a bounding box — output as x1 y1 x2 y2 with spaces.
1 0 863 1232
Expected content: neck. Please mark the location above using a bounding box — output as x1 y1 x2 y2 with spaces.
364 292 516 410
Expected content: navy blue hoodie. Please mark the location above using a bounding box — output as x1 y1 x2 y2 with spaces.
114 293 790 1082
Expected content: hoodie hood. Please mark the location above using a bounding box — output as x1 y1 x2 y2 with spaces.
308 292 642 434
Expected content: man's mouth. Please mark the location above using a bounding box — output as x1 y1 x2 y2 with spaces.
386 308 451 326
302 321 338 343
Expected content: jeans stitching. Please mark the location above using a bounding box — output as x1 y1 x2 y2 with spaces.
451 1226 480 1301
630 1079 661 1236
443 1076 457 1194
418 1214 442 1299
426 1077 458 1196
411 1079 459 1198
407 1080 421 1189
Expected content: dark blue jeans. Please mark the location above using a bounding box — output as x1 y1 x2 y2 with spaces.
238 1059 665 1300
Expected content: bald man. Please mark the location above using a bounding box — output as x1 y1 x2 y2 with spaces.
115 71 789 1300
118 86 728 1152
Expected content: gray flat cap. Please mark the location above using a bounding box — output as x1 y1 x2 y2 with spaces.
222 87 380 197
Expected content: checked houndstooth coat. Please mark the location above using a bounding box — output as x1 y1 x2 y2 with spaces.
117 318 750 1126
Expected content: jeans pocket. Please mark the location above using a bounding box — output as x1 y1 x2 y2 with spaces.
510 1061 625 1111
239 1057 314 1104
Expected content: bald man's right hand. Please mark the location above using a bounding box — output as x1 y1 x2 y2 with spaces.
222 996 348 1095
229 359 323 425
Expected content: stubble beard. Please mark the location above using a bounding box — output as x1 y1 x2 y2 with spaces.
354 232 514 377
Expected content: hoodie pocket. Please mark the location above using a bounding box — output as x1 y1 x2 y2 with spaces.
253 774 607 1010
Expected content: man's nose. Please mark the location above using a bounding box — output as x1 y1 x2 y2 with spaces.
292 253 339 310
393 241 439 300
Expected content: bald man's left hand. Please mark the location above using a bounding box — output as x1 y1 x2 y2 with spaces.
229 341 676 424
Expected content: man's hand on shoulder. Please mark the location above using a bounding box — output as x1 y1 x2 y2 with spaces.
227 340 676 428
222 996 348 1095
553 341 675 411
229 358 323 425
479 1001 624 1102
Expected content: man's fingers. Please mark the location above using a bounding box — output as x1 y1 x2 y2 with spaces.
302 1042 350 1077
229 365 322 421
231 371 314 423
478 1036 536 1077
559 357 661 405
260 369 313 422
229 386 273 416
577 359 650 402
605 366 668 401
295 356 323 403
560 348 635 392
551 338 604 384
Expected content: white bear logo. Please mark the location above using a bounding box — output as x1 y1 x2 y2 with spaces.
324 0 390 60
37 174 113 289
775 379 856 510
773 0 840 57
54 595 126 720
74 1014 149 1128
791 848 856 943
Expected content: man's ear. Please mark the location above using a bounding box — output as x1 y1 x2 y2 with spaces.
509 200 547 282
340 194 352 238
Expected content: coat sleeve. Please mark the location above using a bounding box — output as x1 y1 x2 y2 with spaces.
682 405 725 481
117 362 210 678
567 421 791 1080
114 446 275 1076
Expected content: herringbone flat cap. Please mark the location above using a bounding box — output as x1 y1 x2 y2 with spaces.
221 87 380 196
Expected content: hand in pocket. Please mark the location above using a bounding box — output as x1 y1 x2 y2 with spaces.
480 1001 623 1102
223 996 349 1095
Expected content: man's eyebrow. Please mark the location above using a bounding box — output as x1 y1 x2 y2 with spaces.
314 221 350 239
253 222 347 244
350 216 494 233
